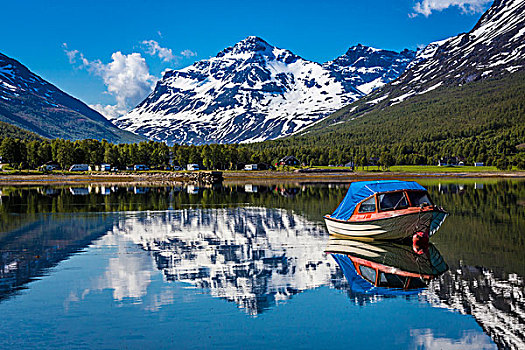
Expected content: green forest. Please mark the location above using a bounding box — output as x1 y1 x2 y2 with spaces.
0 71 524 171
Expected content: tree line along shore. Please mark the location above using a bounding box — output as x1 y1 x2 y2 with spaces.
0 136 524 172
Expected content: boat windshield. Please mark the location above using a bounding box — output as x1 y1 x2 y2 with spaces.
359 265 377 284
358 196 376 213
407 277 427 289
407 191 433 207
378 191 408 211
378 272 407 288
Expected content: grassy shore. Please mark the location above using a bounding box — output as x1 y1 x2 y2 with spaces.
298 165 501 173
0 166 523 186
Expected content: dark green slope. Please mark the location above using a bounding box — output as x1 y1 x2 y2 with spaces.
247 71 524 166
0 52 145 144
0 120 43 141
289 71 525 147
0 99 144 143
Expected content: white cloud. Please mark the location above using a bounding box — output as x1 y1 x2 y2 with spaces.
64 44 156 119
180 49 197 58
141 40 176 62
63 41 197 120
89 103 128 120
63 43 79 64
411 0 492 17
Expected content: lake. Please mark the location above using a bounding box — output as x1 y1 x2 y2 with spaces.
0 179 523 349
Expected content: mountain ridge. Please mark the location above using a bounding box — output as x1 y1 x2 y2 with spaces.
296 0 525 137
114 36 415 145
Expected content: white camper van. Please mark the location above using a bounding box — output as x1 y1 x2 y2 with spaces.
69 164 89 172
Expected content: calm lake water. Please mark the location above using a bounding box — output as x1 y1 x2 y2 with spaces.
0 179 523 349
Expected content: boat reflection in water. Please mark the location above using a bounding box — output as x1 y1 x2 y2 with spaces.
326 237 448 295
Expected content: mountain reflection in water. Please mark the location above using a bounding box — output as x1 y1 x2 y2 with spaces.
0 180 523 349
111 208 333 315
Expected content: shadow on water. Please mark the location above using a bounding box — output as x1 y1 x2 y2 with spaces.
0 213 117 301
0 179 523 348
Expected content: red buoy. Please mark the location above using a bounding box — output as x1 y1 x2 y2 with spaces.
412 231 429 255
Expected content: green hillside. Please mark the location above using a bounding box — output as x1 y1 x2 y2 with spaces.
0 120 43 141
248 70 525 168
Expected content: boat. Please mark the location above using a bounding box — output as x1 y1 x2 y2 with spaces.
325 237 448 294
324 180 447 240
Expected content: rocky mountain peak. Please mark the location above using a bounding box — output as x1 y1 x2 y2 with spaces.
216 36 274 57
324 45 416 94
339 44 415 66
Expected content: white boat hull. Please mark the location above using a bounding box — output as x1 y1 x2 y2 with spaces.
324 210 447 240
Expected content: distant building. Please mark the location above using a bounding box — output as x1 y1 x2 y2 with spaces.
69 164 89 172
438 157 459 166
95 186 111 195
134 164 149 171
244 164 258 171
96 164 111 171
187 185 199 195
41 162 60 171
133 187 149 194
368 157 379 166
245 184 258 193
279 156 300 166
69 187 90 195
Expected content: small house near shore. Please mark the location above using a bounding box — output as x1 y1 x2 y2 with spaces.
278 156 300 166
438 156 460 166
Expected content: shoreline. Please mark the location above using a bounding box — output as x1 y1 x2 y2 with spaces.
0 170 523 186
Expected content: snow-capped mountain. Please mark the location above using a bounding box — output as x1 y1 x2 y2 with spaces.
0 52 144 142
323 44 415 94
114 37 414 145
364 0 524 108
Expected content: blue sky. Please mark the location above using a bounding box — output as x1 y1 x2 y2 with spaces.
1 0 492 117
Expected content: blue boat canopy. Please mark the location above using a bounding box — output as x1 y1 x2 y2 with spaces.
329 180 427 221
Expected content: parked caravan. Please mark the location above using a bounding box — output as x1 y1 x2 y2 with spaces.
69 164 89 172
